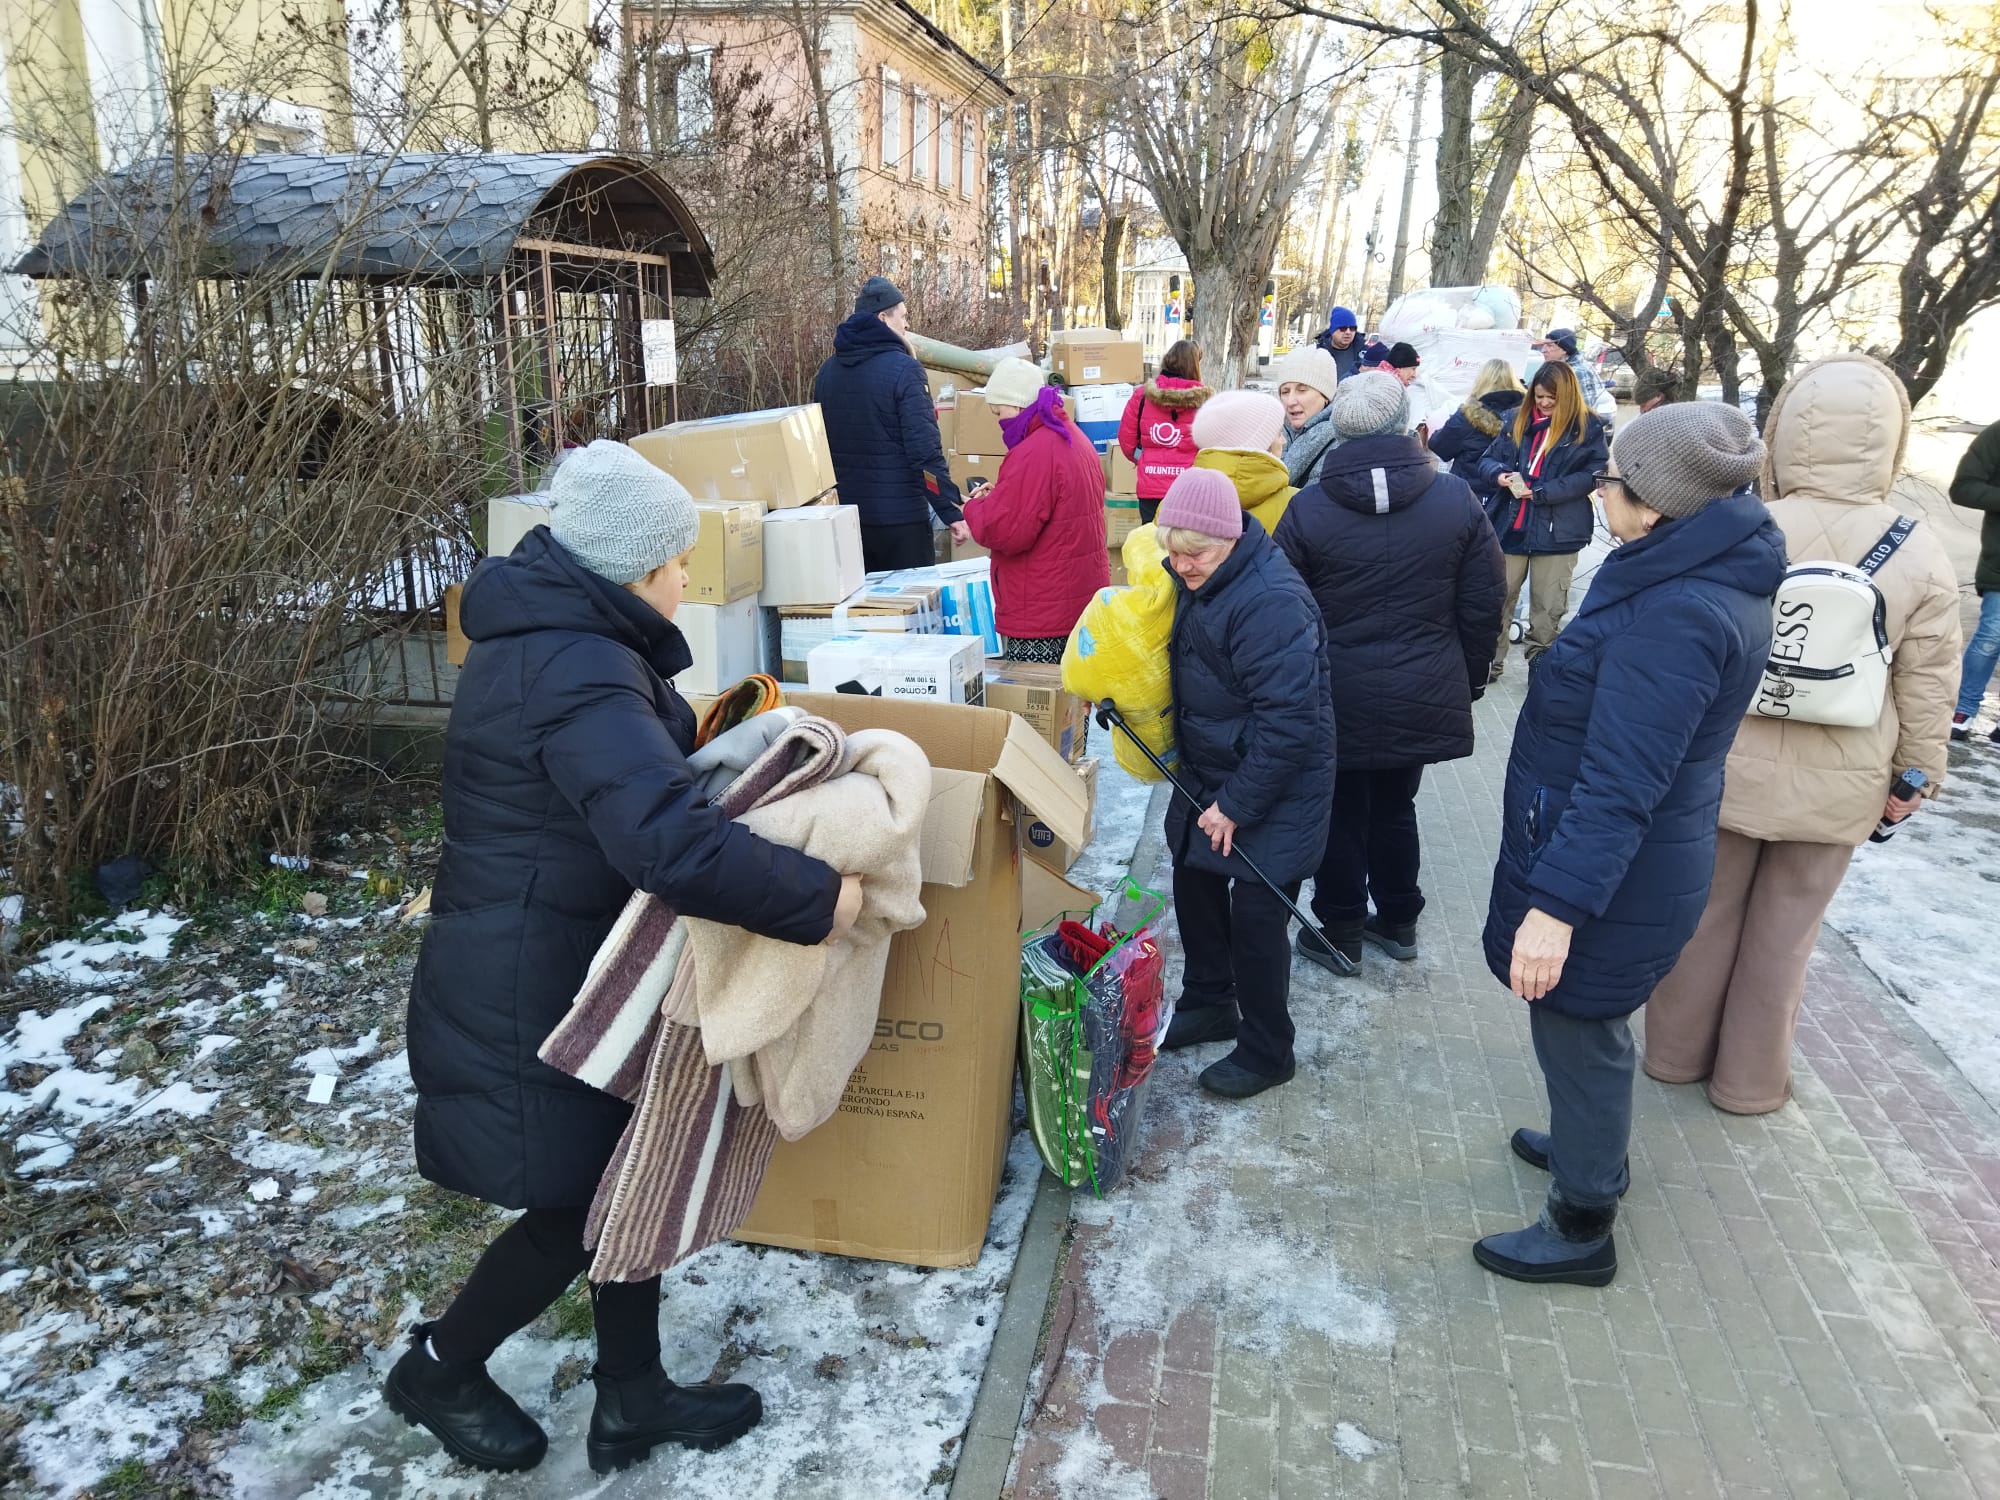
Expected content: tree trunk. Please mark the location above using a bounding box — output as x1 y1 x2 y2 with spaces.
1429 49 1478 289
1190 253 1263 388
1101 211 1127 330
1460 88 1535 284
1386 56 1429 302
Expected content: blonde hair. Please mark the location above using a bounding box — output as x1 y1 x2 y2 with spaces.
1470 359 1523 401
1156 525 1235 555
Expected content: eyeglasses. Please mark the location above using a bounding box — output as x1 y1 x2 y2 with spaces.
1593 473 1641 502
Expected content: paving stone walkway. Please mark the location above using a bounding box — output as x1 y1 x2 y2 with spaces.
1006 676 2000 1499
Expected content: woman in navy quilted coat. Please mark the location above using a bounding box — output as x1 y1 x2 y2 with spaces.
1149 468 1335 1101
1274 372 1504 971
1476 404 1784 1288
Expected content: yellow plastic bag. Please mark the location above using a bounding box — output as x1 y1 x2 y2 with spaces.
1121 523 1166 589
1062 580 1177 782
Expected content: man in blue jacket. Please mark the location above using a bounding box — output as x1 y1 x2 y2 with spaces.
1312 305 1364 381
812 277 967 571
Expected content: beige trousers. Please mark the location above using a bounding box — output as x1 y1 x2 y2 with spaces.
1496 552 1578 665
1643 829 1856 1114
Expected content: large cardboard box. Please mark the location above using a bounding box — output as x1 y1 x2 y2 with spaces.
487 494 551 556
760 504 865 606
1023 757 1098 872
949 451 1002 494
1105 495 1143 549
673 596 763 696
1050 328 1144 386
688 501 764 605
1070 382 1135 450
734 693 1094 1267
953 391 1006 457
630 406 836 509
1105 445 1139 498
444 584 469 665
983 658 1091 763
806 631 985 704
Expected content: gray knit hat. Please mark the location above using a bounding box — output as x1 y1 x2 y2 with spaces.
1611 401 1767 519
1332 370 1411 439
549 439 701 585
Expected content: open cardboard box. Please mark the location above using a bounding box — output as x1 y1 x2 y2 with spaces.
731 691 1094 1268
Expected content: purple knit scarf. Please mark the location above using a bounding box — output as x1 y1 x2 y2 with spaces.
1001 385 1073 447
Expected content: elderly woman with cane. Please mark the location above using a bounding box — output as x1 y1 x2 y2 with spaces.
1145 467 1335 1100
1477 404 1785 1286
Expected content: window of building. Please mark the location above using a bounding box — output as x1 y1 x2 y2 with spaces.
938 111 953 191
637 44 713 148
961 118 976 199
911 87 929 178
881 68 901 168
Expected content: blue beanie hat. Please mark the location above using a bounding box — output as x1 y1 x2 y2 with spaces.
855 276 906 319
1328 305 1358 331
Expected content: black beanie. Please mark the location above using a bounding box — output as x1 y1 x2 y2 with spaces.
855 276 906 319
1386 341 1421 370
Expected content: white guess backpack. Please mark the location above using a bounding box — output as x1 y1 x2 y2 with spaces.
1749 516 1917 728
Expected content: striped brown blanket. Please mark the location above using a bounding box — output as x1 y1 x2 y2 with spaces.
540 715 849 1283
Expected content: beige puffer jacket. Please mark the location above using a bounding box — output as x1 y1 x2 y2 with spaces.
1720 355 1961 846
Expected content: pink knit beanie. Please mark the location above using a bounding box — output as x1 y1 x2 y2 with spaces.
1155 468 1243 540
1191 390 1285 453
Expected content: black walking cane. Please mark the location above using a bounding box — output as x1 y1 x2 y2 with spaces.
1093 698 1357 977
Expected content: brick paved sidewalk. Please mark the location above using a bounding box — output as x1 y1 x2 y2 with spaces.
1006 678 2000 1500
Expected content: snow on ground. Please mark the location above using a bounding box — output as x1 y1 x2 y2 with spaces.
222 1132 1044 1500
25 910 188 985
1826 737 2000 1109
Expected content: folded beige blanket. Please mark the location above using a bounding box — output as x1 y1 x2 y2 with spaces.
682 728 931 1140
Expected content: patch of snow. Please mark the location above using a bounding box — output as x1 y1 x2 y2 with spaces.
142 1154 182 1175
14 1132 75 1175
247 1177 281 1202
291 1185 319 1205
297 1028 381 1076
1826 753 2000 1109
1333 1420 1383 1459
128 1080 223 1119
1045 1423 1155 1499
239 1133 338 1176
251 977 288 1009
3 995 114 1065
26 909 187 986
192 1206 235 1238
225 1133 1045 1499
0 1067 140 1123
322 1195 404 1230
0 1269 27 1295
32 1178 91 1192
352 1049 414 1098
193 1034 237 1063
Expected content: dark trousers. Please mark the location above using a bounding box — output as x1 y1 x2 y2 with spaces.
1311 765 1426 928
1172 851 1301 1077
859 518 937 572
1138 496 1161 525
1531 1006 1635 1210
430 1206 662 1377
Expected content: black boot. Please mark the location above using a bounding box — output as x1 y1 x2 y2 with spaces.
587 1362 763 1474
382 1323 547 1473
1296 922 1362 976
1473 1193 1618 1287
1362 914 1418 961
1198 1050 1296 1099
1162 1002 1238 1051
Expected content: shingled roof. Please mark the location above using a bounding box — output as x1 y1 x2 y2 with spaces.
15 152 715 295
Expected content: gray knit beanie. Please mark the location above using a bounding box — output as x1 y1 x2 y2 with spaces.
1611 401 1767 519
1332 370 1411 439
549 439 701 585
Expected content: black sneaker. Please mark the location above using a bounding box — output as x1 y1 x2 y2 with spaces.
383 1324 548 1473
587 1363 762 1474
1198 1052 1296 1099
1295 924 1361 976
1162 1004 1239 1051
1362 914 1418 962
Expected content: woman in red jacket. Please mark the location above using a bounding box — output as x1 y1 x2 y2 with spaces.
965 357 1111 661
1117 340 1212 523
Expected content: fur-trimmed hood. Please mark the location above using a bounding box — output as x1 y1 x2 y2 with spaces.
1141 376 1213 410
1461 389 1524 438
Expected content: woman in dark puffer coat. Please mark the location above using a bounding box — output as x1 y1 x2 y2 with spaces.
1477 361 1610 677
1428 358 1526 488
1149 469 1335 1101
394 443 861 1476
1476 404 1783 1290
1275 373 1504 970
